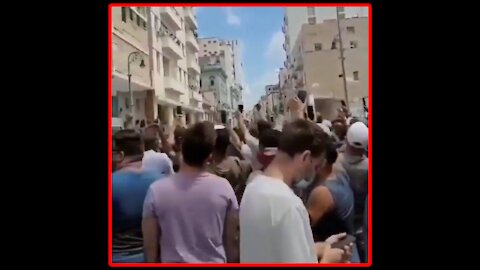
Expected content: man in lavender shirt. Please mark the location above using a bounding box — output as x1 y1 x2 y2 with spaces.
142 122 240 263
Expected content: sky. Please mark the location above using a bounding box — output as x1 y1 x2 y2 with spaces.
196 7 285 110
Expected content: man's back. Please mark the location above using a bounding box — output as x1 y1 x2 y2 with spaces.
335 153 368 231
144 171 238 263
112 169 162 262
240 175 317 263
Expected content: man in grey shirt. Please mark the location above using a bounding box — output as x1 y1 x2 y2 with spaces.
335 122 368 233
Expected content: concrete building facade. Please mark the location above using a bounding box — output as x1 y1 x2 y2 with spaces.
284 14 368 119
111 6 203 128
283 7 367 57
199 38 244 112
265 84 282 117
198 59 228 120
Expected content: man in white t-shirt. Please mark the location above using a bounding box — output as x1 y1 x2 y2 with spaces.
142 135 174 177
240 119 351 263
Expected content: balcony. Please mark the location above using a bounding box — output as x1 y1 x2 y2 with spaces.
164 76 185 95
190 88 203 102
160 7 182 31
282 25 286 33
160 31 183 59
284 61 288 68
283 43 287 51
184 7 198 30
185 30 199 52
187 57 200 75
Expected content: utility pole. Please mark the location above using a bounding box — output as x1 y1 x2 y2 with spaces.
336 7 350 110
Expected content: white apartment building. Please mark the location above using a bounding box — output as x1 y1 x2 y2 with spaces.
199 38 244 111
288 17 368 119
265 84 282 116
111 6 203 127
112 7 151 126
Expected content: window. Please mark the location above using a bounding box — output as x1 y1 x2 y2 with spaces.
210 76 215 86
350 41 358 49
142 20 146 29
307 17 316 24
216 59 220 64
200 79 202 87
179 68 182 81
353 71 359 81
347 26 355 34
121 7 127 22
129 8 134 20
112 96 119 117
331 41 337 50
314 43 322 51
204 50 207 52
307 7 315 16
214 51 217 54
137 15 141 26
125 98 130 109
208 40 211 43
213 40 217 43
203 44 207 47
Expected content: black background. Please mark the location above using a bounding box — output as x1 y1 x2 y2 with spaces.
6 0 449 268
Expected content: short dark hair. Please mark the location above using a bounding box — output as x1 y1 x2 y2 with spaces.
278 119 329 158
182 122 216 167
249 127 259 139
349 117 360 125
140 119 146 128
214 128 230 156
144 135 159 152
257 120 272 136
259 129 281 149
174 126 187 144
325 143 338 164
114 129 144 156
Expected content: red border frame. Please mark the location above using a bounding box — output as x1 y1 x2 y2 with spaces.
109 3 372 267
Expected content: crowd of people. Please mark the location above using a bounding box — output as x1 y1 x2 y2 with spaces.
112 97 369 263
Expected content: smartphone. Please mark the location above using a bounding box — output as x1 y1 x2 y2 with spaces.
220 110 227 124
307 106 315 121
331 235 356 250
297 90 307 103
238 104 244 113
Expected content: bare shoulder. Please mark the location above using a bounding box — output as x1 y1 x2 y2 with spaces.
311 185 330 199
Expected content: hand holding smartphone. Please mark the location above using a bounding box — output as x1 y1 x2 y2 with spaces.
331 234 356 250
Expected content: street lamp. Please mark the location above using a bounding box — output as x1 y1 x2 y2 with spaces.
127 51 145 127
336 7 350 110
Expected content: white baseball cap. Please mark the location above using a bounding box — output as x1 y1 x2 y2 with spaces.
346 122 368 149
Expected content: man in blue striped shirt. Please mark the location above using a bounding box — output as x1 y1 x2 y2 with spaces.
112 130 165 263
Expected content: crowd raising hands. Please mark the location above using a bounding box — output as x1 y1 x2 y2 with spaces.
112 96 369 263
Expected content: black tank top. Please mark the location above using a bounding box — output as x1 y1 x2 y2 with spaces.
309 171 355 242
